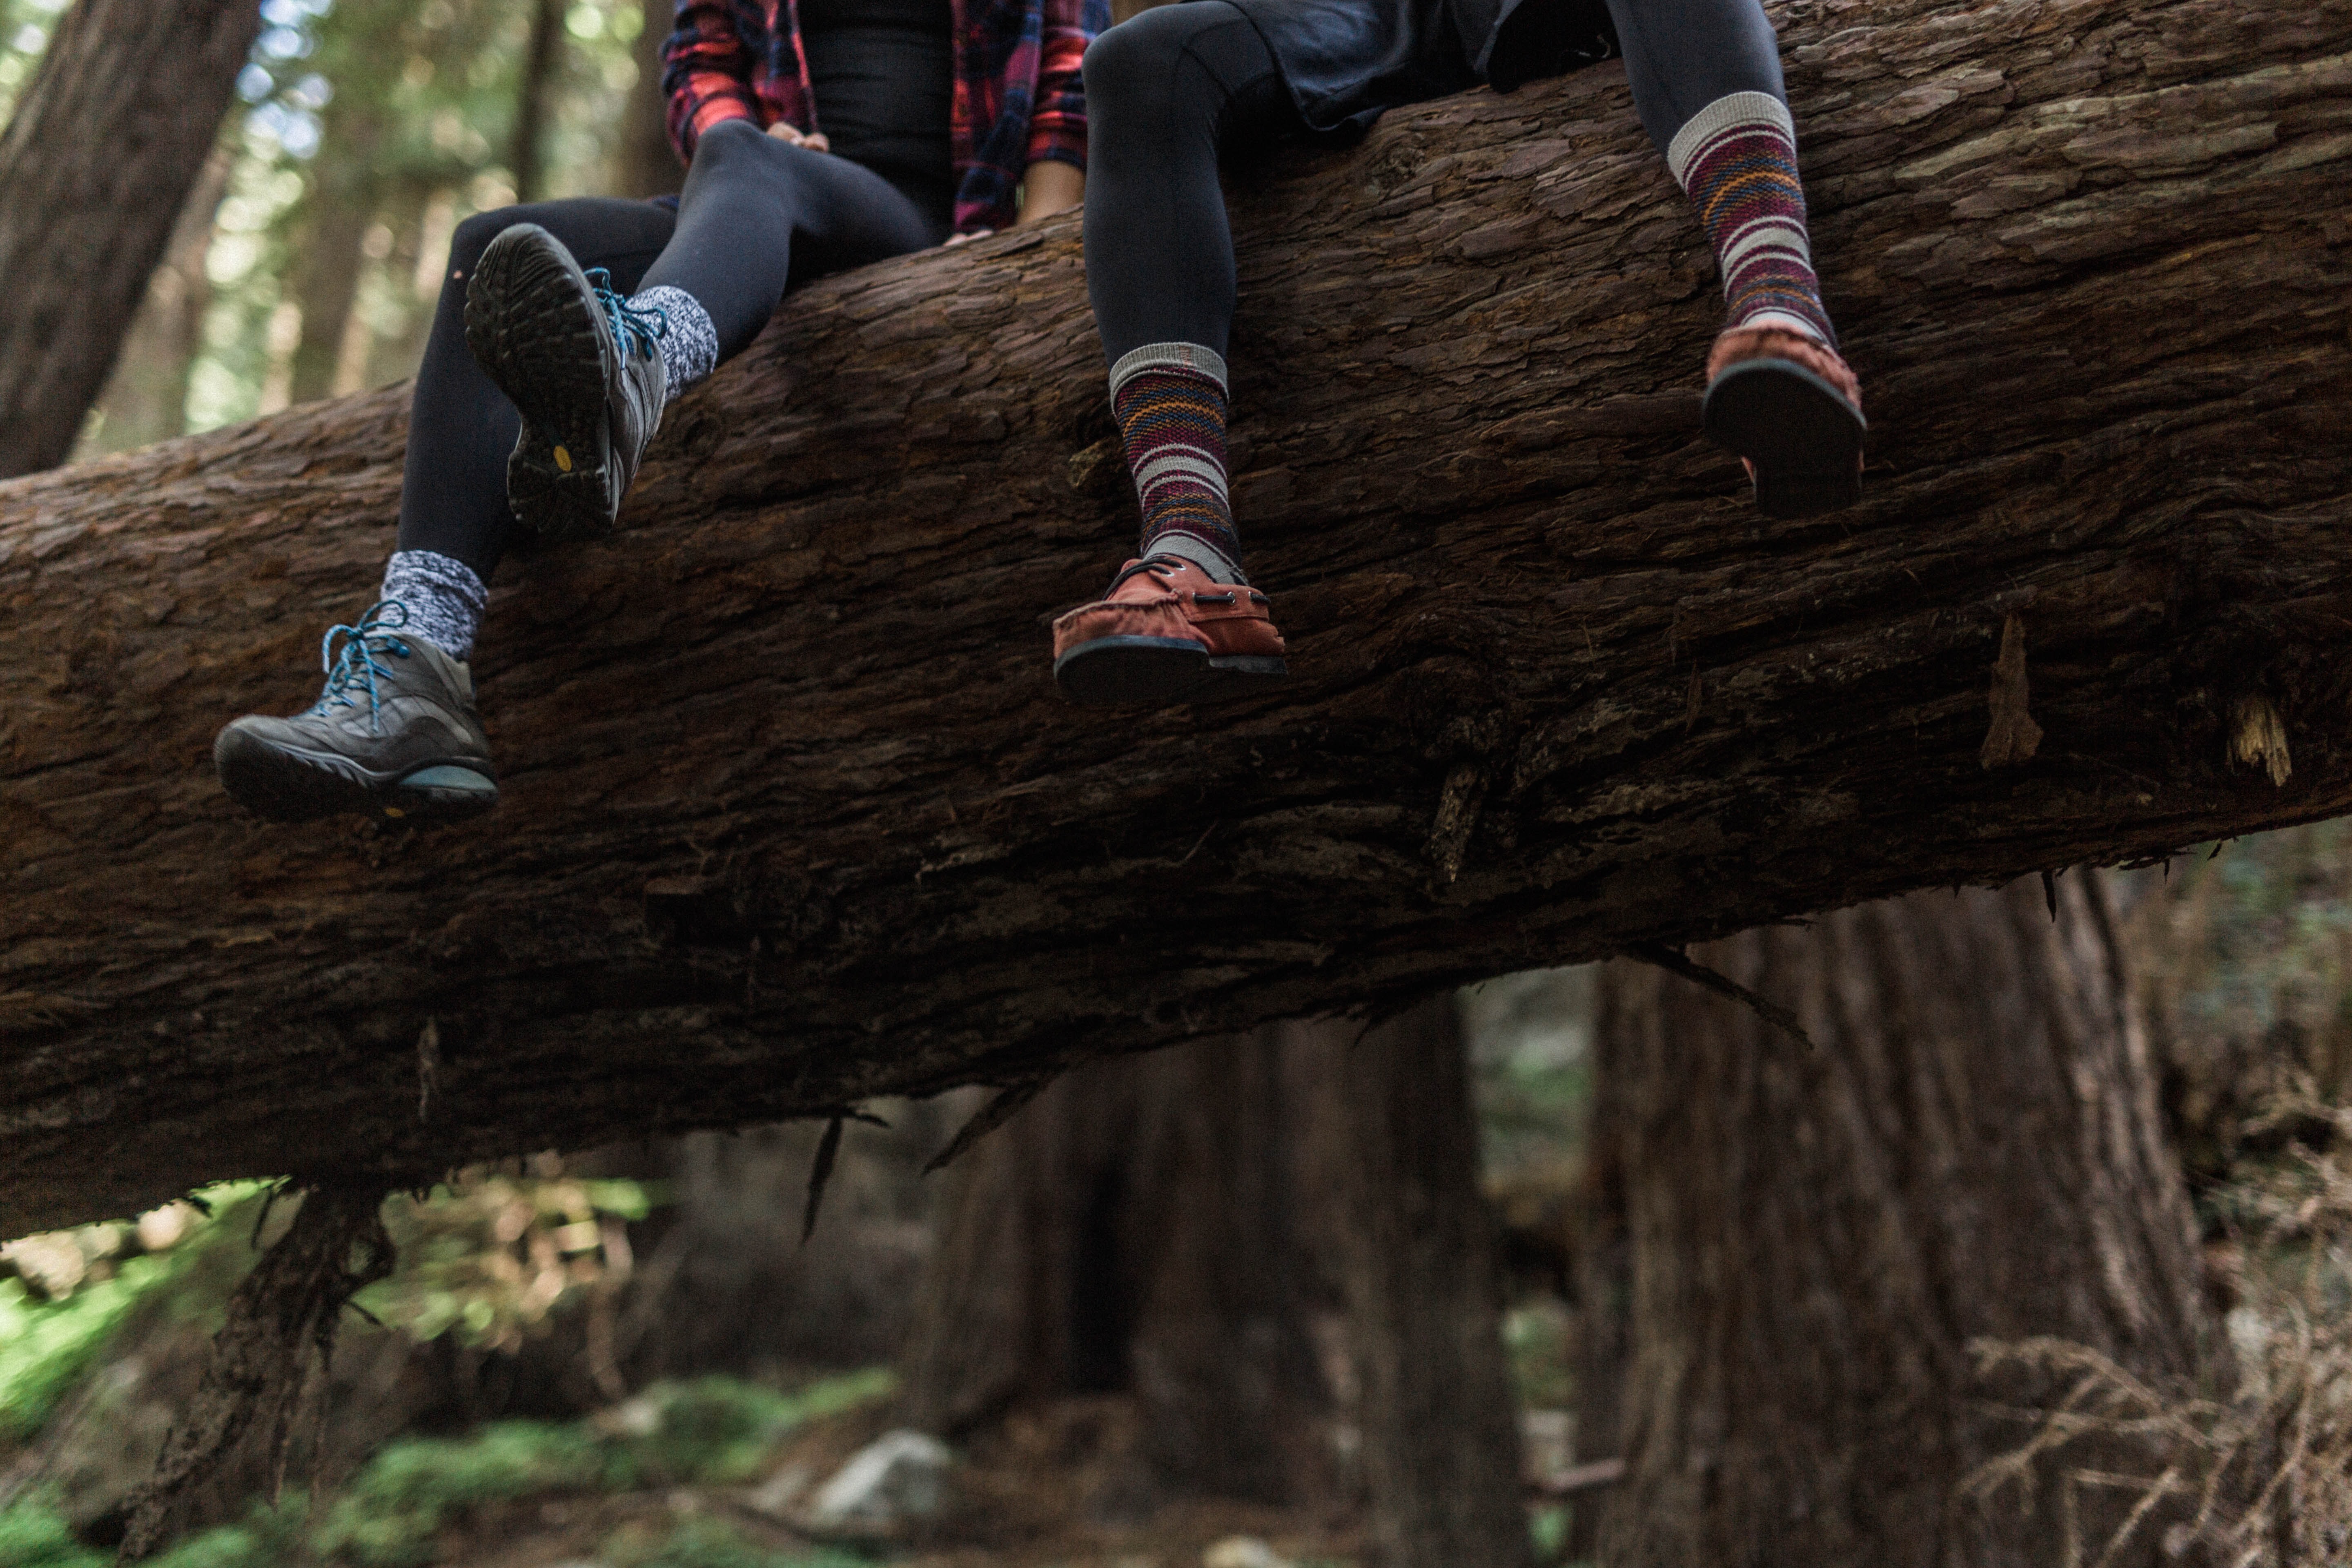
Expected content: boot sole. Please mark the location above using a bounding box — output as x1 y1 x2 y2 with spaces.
1054 636 1289 706
215 727 497 825
464 225 618 545
1702 358 1867 519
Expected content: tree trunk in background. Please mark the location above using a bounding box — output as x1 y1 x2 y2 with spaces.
902 1038 1333 1506
1285 1000 1536 1568
510 0 567 207
1584 875 2211 1567
78 148 232 458
620 0 682 199
0 0 261 477
9 0 2352 1238
285 114 386 409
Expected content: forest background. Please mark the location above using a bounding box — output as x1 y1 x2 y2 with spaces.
4 0 2352 1566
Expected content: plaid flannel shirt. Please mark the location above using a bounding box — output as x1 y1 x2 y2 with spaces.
663 0 1106 236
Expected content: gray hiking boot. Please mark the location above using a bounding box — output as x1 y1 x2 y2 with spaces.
214 602 497 824
464 222 667 545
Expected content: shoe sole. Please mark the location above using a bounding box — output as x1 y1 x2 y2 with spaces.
214 728 497 825
1054 636 1290 706
464 225 617 545
1702 358 1867 519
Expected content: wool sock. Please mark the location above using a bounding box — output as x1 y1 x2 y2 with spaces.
1110 342 1246 586
379 549 488 662
628 285 718 403
1667 91 1837 347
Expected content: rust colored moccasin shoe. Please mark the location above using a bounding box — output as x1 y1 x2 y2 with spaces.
1701 325 1867 520
1051 555 1288 706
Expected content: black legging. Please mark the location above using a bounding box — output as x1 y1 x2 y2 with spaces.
397 118 947 577
1080 0 1788 367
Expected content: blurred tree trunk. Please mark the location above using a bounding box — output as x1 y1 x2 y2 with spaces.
1283 1000 1537 1568
620 0 682 199
285 114 385 408
1583 875 2212 1567
77 147 232 457
904 999 1536 1567
510 0 567 206
0 0 261 477
901 1037 1332 1505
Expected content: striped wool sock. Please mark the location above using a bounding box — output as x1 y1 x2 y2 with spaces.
1666 91 1836 346
1110 343 1245 584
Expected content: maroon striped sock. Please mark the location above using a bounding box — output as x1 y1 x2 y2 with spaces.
1667 91 1837 346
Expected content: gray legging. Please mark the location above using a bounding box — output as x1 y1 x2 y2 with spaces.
1080 0 1786 366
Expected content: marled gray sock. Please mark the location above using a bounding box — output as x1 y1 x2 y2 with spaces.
380 549 487 662
630 285 717 403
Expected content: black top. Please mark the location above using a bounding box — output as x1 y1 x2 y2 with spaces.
800 0 957 221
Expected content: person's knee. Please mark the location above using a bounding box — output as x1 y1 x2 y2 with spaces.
688 116 819 200
1083 7 1196 116
448 208 526 276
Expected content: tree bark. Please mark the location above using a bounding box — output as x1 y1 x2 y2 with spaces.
4 0 2352 1236
1284 1001 1537 1568
901 1039 1333 1505
0 0 262 477
1581 874 2209 1566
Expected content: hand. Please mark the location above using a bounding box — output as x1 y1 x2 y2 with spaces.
1016 160 1084 225
765 122 831 153
943 229 994 247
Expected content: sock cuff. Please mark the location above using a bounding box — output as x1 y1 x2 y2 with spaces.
1666 90 1796 189
1109 342 1228 399
380 549 487 661
633 285 717 398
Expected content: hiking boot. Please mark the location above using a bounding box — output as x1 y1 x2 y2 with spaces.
1701 325 1866 519
214 602 497 824
1051 555 1287 706
464 222 667 545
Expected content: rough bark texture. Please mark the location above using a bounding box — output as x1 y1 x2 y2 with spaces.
4 0 2352 1236
0 0 261 477
1582 874 2209 1566
1283 1002 1537 1568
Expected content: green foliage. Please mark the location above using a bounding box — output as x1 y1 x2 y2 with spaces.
312 1370 895 1568
0 1496 109 1568
315 1422 628 1568
602 1517 872 1568
0 1186 266 1442
145 1496 317 1568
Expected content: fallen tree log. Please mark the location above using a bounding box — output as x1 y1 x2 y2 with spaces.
3 0 2349 1238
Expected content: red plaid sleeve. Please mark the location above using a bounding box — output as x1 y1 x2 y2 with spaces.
663 0 762 162
1022 0 1098 169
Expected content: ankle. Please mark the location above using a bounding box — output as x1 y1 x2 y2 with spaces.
379 549 486 662
1142 530 1247 585
630 285 717 402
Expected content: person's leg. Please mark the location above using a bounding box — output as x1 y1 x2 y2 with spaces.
636 116 946 372
464 119 942 543
1054 3 1302 705
213 197 678 825
1080 2 1298 590
395 198 676 621
1606 0 1862 515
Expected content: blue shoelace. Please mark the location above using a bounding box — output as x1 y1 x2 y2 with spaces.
584 267 667 360
314 600 414 733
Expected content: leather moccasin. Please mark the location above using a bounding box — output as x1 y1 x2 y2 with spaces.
1051 555 1287 706
1701 325 1867 520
